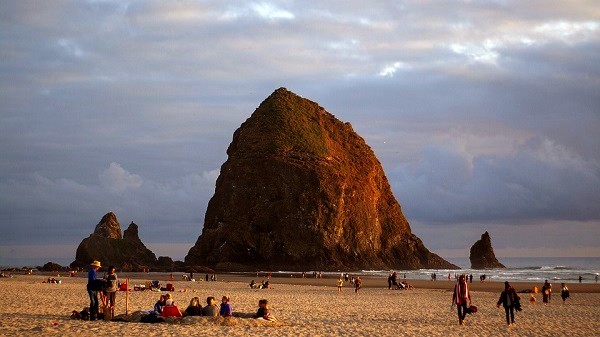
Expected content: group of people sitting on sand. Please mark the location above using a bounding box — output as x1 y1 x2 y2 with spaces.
249 279 270 289
143 293 275 323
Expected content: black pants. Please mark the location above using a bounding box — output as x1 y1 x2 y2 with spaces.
504 306 515 324
457 301 468 322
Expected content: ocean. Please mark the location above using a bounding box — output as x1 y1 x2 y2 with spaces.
3 257 599 283
270 257 600 284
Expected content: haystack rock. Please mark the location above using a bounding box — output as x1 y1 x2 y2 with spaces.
469 231 506 269
185 88 457 271
70 212 158 271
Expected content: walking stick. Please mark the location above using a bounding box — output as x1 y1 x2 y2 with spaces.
126 278 129 315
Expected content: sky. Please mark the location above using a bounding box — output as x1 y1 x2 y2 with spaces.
1 0 599 266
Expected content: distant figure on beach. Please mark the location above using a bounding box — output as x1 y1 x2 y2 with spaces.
391 272 399 289
543 280 552 302
202 296 219 316
579 276 583 283
452 275 471 325
337 277 344 293
541 281 549 304
469 274 473 283
560 283 570 303
355 276 362 294
86 260 102 320
497 281 521 326
388 273 393 289
220 295 233 317
103 265 118 316
183 297 202 316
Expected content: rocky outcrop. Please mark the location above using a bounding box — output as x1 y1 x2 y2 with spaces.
469 231 506 269
40 262 66 271
70 213 158 271
185 88 457 271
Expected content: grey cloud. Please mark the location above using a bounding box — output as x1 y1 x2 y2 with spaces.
0 0 599 259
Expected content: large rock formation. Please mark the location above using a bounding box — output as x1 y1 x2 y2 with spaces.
185 88 457 271
70 212 158 271
469 231 506 269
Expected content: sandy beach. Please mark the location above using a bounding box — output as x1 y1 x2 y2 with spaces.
1 274 599 336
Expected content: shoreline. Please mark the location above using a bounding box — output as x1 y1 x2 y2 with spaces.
24 272 600 293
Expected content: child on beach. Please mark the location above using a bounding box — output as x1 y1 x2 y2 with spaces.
254 299 276 321
184 297 202 316
219 295 233 317
202 296 219 316
153 295 166 315
337 277 344 293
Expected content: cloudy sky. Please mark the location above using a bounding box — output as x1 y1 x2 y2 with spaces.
1 0 599 266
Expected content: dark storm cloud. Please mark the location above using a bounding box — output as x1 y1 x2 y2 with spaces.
0 0 599 259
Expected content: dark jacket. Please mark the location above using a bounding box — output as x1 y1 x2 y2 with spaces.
497 287 520 308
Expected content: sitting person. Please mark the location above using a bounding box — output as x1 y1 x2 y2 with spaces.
165 293 175 306
184 297 202 316
261 280 270 289
254 299 276 321
249 280 256 288
202 296 219 316
161 293 182 317
153 295 166 315
219 295 232 317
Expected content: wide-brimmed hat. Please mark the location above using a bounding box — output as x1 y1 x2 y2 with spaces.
90 261 101 268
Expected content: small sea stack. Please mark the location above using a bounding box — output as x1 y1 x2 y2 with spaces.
469 231 506 269
70 212 158 271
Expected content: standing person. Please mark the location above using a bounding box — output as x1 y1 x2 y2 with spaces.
452 275 471 325
497 282 520 326
469 274 473 283
87 261 102 320
543 280 552 303
354 276 362 294
388 273 393 289
337 277 344 293
541 281 549 304
560 283 570 303
103 266 118 317
219 295 232 317
578 276 583 283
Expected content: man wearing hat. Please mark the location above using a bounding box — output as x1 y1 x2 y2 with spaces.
87 261 102 320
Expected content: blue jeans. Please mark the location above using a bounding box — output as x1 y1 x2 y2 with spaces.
88 290 99 318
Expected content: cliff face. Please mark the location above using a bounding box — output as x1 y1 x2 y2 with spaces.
469 231 506 269
185 88 457 271
71 213 157 271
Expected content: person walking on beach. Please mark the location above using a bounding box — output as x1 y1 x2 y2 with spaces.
497 281 520 326
354 276 362 294
86 260 102 320
452 275 471 325
560 283 570 303
337 277 344 293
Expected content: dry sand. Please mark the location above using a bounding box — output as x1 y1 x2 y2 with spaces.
1 274 599 336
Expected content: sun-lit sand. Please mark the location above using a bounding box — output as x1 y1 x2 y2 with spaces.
1 274 599 336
